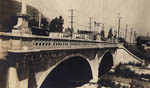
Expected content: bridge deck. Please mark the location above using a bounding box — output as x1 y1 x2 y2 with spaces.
0 32 118 53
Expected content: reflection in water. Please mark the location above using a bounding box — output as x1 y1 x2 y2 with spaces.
40 56 92 88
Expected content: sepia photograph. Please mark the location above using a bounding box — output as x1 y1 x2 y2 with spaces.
0 0 150 88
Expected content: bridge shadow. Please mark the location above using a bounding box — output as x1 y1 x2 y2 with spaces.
40 56 92 88
98 52 113 77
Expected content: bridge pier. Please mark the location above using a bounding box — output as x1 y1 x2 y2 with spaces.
8 66 29 88
8 67 19 88
89 53 99 83
28 63 37 88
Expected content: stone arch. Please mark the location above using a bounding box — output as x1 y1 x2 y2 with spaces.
38 54 93 88
98 51 114 77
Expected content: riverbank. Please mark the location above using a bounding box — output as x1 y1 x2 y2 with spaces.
98 63 150 88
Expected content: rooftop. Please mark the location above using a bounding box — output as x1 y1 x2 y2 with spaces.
137 36 150 41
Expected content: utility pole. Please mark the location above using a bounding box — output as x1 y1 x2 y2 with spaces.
89 17 93 31
69 9 75 38
134 31 137 43
125 24 128 41
117 13 122 39
130 28 133 43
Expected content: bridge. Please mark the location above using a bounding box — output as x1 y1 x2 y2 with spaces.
0 0 143 88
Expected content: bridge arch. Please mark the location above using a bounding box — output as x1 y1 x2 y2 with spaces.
98 51 114 77
39 54 93 88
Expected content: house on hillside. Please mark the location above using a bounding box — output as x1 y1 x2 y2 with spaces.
136 36 150 50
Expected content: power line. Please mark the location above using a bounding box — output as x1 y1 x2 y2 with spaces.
74 22 89 28
75 10 90 18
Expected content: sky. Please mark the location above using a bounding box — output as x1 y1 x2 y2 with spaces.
17 0 150 41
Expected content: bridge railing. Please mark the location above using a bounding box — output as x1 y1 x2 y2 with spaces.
0 32 119 52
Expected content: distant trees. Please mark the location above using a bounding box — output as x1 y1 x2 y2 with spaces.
113 30 117 38
41 18 49 29
100 29 107 41
30 16 64 36
49 16 64 32
100 29 105 38
108 27 113 39
29 18 49 29
29 16 64 31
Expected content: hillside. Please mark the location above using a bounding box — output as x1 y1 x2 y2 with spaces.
0 0 42 32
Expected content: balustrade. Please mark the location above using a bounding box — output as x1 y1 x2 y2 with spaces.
0 33 118 52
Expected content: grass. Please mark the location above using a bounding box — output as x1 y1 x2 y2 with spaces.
98 74 150 88
124 44 147 60
98 63 150 88
112 63 150 80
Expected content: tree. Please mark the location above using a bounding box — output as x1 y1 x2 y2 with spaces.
100 29 105 38
57 16 64 32
49 17 57 32
41 18 49 29
108 27 113 39
113 30 117 38
100 29 107 41
49 16 64 32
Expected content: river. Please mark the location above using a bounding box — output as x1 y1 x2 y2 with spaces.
40 79 106 88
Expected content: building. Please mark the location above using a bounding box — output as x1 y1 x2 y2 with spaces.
77 30 98 40
136 36 150 50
